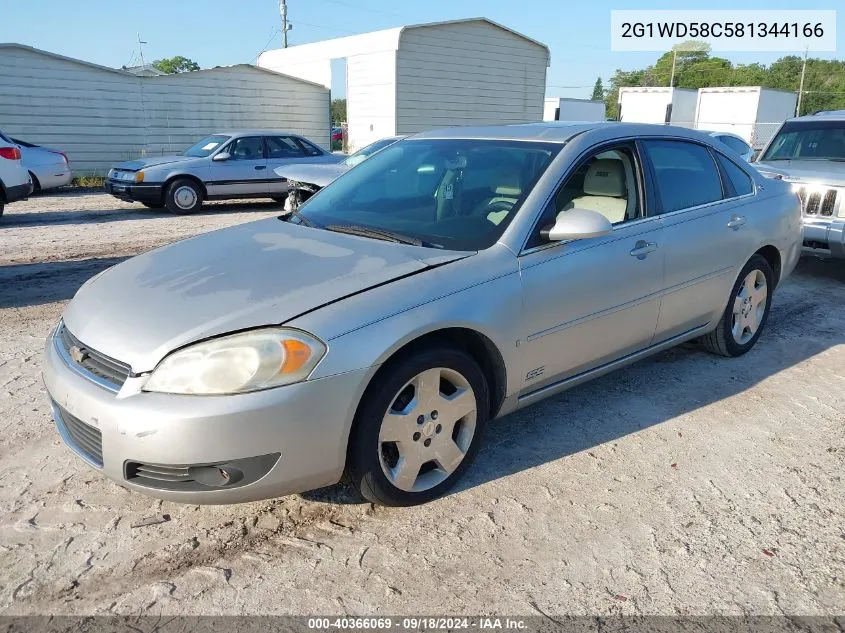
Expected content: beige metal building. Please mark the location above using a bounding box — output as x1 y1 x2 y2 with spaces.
0 44 330 174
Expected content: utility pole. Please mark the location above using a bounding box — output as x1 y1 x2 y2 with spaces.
796 47 808 116
669 50 677 88
279 0 292 48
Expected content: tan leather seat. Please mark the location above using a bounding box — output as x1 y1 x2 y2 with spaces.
565 159 628 224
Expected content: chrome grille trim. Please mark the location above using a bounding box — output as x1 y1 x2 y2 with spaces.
794 185 841 218
51 402 104 468
54 322 131 392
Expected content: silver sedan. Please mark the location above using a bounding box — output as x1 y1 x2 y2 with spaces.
43 122 802 506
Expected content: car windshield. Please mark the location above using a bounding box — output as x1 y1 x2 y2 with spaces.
761 120 845 161
296 139 561 251
342 138 400 168
183 135 231 158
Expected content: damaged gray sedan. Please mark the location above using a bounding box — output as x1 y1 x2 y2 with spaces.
43 122 801 506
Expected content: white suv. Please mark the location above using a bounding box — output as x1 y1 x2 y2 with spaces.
0 129 33 217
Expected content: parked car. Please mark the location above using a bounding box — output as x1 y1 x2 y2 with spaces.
105 131 344 215
12 138 72 191
280 136 404 211
708 131 754 162
0 129 33 217
331 127 343 143
44 122 801 507
755 111 845 258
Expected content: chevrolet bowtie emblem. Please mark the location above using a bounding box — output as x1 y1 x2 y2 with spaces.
69 345 87 364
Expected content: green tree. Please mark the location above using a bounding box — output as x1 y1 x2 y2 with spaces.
152 56 200 74
591 77 604 101
602 44 845 119
331 98 347 124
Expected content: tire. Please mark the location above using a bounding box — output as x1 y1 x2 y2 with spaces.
346 347 489 506
701 254 774 357
141 201 164 210
164 179 202 215
0 200 4 218
28 172 41 194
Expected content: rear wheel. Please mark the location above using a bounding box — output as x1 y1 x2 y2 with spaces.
346 347 489 506
164 179 201 215
701 254 773 357
28 172 41 194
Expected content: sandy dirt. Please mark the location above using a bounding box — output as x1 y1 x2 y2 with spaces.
0 193 843 617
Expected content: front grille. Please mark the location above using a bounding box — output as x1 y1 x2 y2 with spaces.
53 403 103 468
56 323 131 391
795 185 840 217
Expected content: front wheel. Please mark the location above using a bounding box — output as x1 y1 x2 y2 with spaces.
346 348 489 506
164 179 202 215
701 254 773 357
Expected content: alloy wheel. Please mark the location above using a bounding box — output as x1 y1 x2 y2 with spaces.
731 269 767 345
378 367 477 493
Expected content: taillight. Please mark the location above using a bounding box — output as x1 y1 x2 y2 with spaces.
0 147 21 160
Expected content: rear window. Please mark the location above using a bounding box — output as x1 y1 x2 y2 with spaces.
715 153 754 197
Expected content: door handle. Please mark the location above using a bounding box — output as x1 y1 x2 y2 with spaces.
254 165 267 170
727 215 746 230
630 240 657 259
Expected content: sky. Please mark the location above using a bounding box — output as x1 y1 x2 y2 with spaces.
2 0 843 99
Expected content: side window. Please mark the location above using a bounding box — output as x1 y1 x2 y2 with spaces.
528 144 641 248
295 138 324 156
643 140 722 214
715 152 754 197
227 137 264 161
266 136 305 159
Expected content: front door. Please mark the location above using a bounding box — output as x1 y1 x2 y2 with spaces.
207 136 268 197
518 143 665 395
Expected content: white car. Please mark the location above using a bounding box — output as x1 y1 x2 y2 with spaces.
708 131 754 162
0 129 33 217
12 137 72 191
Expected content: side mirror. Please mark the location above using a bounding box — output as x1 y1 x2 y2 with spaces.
212 152 231 162
541 208 613 242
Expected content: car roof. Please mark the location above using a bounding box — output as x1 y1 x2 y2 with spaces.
409 121 717 144
789 111 845 123
211 130 308 137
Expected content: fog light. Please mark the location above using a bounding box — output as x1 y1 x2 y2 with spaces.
188 465 243 487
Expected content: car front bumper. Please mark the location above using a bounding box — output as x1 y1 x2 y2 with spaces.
802 217 845 259
104 179 163 204
42 326 371 504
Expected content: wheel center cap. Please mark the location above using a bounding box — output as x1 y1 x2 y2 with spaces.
421 420 435 437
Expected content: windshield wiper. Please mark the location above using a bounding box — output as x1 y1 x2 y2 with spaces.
324 224 438 248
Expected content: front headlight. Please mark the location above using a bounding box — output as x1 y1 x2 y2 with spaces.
144 328 327 395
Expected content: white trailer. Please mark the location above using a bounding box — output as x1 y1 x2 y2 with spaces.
617 87 697 127
543 97 605 121
694 87 798 149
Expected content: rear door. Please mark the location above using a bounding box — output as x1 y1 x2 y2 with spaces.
643 139 752 342
265 135 310 196
206 136 268 197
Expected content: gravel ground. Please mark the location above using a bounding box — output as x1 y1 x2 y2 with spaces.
0 193 843 617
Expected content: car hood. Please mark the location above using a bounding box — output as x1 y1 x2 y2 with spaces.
755 160 845 187
63 218 469 372
275 163 349 188
113 155 194 171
